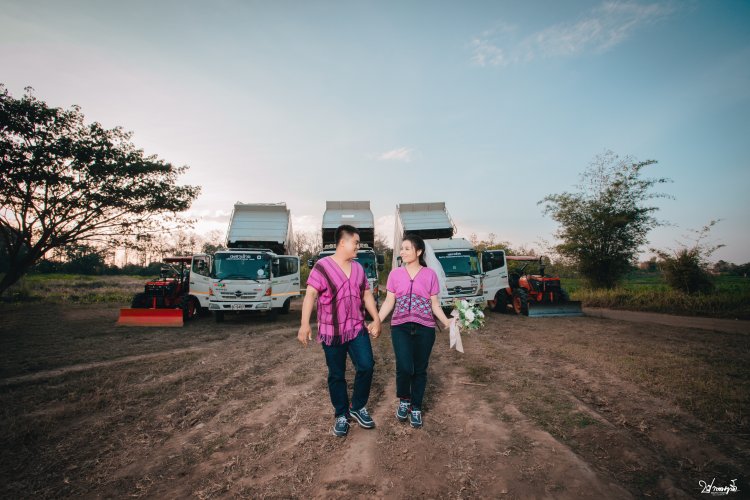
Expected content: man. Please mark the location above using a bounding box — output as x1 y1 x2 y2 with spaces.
298 224 382 437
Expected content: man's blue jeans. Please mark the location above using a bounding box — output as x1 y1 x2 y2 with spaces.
321 328 375 418
390 322 436 410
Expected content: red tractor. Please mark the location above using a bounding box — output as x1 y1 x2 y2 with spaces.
502 256 582 317
118 257 201 327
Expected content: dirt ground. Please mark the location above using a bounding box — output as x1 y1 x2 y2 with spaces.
1 301 748 499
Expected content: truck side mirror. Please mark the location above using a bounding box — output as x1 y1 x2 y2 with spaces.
377 254 385 265
307 259 314 268
396 256 403 266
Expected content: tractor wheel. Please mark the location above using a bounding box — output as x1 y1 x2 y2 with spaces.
493 290 510 313
214 311 225 323
560 288 570 303
131 293 148 308
182 296 198 321
280 298 291 315
512 288 529 316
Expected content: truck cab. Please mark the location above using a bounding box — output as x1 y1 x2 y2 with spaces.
208 249 300 322
397 238 485 308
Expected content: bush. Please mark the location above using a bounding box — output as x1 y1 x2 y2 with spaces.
652 220 723 295
659 248 714 294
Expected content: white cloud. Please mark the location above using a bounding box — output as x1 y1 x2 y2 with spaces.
377 147 414 163
470 1 675 67
291 214 322 234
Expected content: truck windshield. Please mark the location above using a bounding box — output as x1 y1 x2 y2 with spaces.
355 251 377 279
436 250 481 277
212 252 271 280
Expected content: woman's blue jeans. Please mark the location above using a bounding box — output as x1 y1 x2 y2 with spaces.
390 322 436 410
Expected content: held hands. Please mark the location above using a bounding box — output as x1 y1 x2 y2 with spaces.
367 320 381 339
297 324 313 347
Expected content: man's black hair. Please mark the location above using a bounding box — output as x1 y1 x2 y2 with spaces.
335 224 360 246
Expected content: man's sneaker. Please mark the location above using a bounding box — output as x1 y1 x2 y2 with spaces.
410 409 423 428
350 407 375 429
332 415 349 437
396 400 411 422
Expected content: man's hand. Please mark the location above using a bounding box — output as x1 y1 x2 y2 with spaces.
367 320 381 339
298 323 313 347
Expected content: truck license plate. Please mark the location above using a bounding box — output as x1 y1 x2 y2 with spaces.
231 304 243 310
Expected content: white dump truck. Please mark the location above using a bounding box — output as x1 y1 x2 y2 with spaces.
196 202 300 322
308 201 385 306
393 202 486 309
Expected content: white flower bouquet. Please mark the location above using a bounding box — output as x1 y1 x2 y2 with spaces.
449 299 485 353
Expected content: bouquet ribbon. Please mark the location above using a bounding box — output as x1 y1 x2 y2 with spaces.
449 312 464 353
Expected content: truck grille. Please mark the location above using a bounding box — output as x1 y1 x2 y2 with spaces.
219 292 259 300
447 286 477 296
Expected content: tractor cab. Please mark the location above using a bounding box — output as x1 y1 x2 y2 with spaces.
510 257 563 295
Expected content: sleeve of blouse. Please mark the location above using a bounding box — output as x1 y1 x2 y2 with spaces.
429 269 440 296
386 270 395 293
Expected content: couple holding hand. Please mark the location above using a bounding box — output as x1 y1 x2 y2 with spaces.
298 224 451 437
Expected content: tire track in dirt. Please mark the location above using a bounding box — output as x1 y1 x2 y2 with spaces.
472 311 748 498
98 324 306 496
0 346 214 386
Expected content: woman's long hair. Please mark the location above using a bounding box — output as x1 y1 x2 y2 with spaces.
402 233 428 268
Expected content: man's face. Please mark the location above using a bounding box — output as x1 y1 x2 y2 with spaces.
338 232 360 260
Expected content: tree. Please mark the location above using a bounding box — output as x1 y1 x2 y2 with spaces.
201 229 226 255
652 220 724 294
539 150 671 288
0 85 200 295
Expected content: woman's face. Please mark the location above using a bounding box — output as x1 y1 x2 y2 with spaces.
399 240 421 265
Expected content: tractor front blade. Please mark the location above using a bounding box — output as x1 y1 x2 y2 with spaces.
526 301 584 318
117 308 184 327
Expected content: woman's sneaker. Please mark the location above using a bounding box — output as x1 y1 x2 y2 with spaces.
396 400 411 422
332 415 349 437
410 409 423 428
350 407 375 429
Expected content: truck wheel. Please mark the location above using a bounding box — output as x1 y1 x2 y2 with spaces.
131 293 147 308
182 296 198 321
493 290 510 313
280 298 291 315
512 288 529 316
214 311 225 323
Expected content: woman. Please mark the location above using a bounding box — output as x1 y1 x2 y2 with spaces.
378 234 452 428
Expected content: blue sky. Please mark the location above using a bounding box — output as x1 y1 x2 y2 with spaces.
2 0 749 262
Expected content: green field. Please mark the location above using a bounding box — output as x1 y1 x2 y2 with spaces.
1 274 144 304
565 273 750 320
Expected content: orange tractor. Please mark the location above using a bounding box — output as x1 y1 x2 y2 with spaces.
499 256 582 317
117 257 201 327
